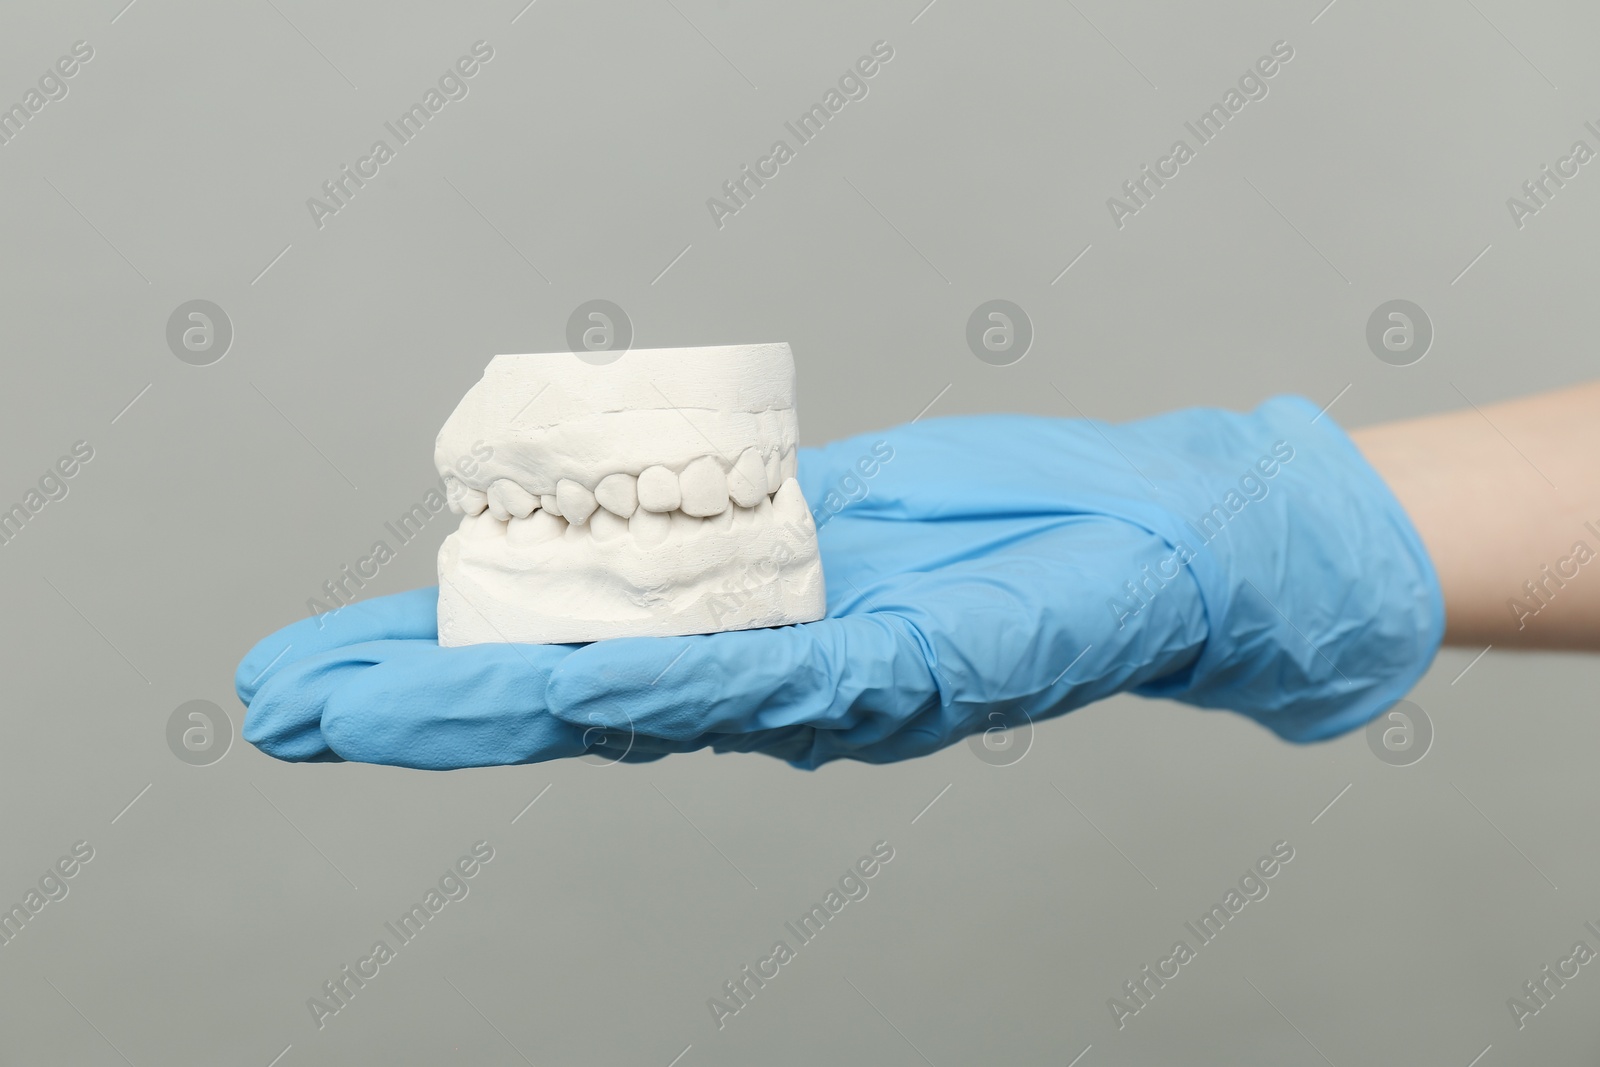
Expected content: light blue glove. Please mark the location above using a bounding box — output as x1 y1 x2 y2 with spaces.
236 398 1445 769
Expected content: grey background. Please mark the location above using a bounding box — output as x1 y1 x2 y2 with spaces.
1 0 1595 1063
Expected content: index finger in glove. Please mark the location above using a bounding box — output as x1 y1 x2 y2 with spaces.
319 642 588 769
544 612 939 743
235 587 440 707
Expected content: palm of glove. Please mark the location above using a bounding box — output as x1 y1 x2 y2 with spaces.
237 417 1208 769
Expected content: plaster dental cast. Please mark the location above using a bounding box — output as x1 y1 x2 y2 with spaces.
235 366 1600 770
432 344 824 645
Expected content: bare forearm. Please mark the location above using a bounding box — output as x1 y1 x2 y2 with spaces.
1351 381 1600 650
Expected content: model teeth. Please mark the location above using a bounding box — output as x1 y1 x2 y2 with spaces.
462 455 785 523
594 473 638 518
556 478 598 526
628 507 671 545
679 456 728 517
488 480 537 520
637 465 681 513
468 510 507 539
459 479 803 547
589 508 629 542
507 509 565 546
432 343 826 646
729 447 768 507
447 452 809 544
772 476 810 524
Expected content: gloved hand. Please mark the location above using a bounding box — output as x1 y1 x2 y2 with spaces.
236 397 1445 769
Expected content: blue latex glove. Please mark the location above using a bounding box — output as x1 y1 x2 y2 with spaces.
237 397 1444 769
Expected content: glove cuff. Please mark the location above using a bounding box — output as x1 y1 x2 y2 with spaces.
1135 396 1446 742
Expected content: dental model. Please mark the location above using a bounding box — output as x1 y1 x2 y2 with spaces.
433 343 827 646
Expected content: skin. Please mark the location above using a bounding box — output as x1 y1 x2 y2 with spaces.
1352 380 1600 650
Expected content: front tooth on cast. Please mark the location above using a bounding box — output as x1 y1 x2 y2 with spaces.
460 488 488 516
540 494 562 519
629 507 671 545
507 509 565 547
706 506 735 532
763 449 781 490
489 480 538 519
772 478 810 525
679 456 729 517
637 465 681 513
780 447 798 483
729 448 768 507
556 479 598 525
589 509 629 542
594 473 638 518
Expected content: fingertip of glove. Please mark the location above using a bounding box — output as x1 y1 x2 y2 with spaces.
239 665 341 763
545 638 682 724
235 637 290 706
240 705 323 763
